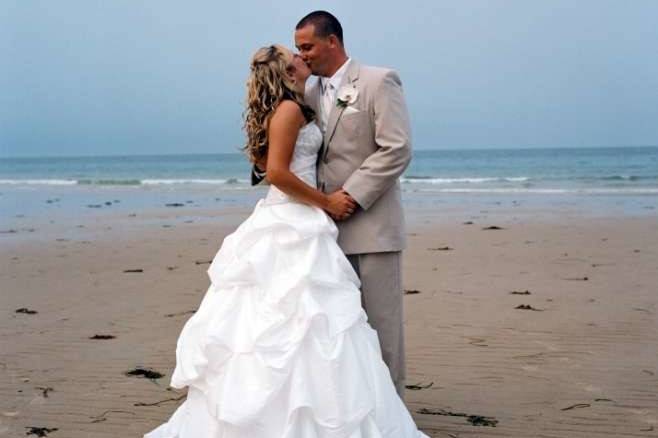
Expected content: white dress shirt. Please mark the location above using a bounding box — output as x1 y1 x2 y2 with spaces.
319 58 351 132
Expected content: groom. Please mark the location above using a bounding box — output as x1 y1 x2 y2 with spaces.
252 10 412 398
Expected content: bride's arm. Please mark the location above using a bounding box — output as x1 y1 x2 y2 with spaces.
267 101 355 217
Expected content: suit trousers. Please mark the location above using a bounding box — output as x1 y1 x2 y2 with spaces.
346 251 406 400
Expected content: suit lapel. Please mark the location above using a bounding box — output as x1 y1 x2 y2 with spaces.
322 60 361 159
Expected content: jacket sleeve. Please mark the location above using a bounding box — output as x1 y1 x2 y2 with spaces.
341 70 412 210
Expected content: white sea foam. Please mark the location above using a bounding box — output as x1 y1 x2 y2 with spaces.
408 187 658 194
402 177 530 184
0 178 250 186
0 179 78 185
141 178 249 185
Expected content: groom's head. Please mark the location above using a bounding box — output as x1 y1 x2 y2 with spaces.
295 10 348 78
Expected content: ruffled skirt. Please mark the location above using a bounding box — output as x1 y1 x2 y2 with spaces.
143 198 429 438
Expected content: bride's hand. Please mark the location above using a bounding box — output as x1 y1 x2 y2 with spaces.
325 189 357 220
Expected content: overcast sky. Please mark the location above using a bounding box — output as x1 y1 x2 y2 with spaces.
2 0 657 157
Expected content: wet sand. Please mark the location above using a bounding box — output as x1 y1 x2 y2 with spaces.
1 205 657 437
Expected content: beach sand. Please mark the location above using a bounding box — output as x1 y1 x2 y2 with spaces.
1 205 657 437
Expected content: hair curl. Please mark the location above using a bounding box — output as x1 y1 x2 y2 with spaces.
242 44 313 164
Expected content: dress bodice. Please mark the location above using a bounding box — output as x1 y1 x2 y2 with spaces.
264 121 323 205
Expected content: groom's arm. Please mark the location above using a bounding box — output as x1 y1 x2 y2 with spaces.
342 70 412 210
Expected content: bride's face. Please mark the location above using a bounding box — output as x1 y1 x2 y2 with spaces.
285 50 311 85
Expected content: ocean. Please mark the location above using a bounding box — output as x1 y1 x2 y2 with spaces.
2 146 657 193
1 146 657 228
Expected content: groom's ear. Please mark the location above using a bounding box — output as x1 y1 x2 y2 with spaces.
327 34 341 49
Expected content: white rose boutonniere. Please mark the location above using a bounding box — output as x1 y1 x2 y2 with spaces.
336 85 358 108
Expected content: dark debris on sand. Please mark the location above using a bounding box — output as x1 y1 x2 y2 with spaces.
15 307 38 314
404 289 421 295
515 304 543 311
89 334 116 340
165 310 196 317
25 426 59 437
510 290 531 295
406 382 433 390
36 386 54 398
134 394 187 407
561 403 591 411
89 409 137 424
125 367 164 380
417 407 498 427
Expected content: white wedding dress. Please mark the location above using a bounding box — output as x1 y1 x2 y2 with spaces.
144 121 429 438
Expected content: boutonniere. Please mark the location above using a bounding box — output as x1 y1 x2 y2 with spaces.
336 84 358 108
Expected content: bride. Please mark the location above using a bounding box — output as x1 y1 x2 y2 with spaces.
143 44 429 438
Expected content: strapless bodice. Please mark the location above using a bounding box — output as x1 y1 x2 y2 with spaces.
264 121 323 205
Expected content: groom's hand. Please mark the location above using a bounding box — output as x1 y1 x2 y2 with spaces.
326 189 357 221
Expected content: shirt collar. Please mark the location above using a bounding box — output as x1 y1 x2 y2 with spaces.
321 58 351 94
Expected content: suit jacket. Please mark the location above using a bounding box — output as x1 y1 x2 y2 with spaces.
252 60 412 255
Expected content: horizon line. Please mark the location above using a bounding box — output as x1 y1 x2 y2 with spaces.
2 144 658 160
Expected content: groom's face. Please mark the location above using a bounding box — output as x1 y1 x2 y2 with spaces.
294 24 332 77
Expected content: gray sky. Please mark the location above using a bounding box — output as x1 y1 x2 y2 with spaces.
2 0 657 157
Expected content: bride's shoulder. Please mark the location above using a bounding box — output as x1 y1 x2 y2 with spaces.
275 99 303 113
271 100 305 125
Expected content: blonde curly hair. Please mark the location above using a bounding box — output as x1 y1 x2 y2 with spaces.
242 44 314 164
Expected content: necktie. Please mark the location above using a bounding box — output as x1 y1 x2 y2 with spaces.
321 80 334 132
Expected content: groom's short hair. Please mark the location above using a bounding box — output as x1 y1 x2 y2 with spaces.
296 11 343 45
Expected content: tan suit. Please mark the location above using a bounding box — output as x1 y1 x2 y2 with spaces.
306 60 412 397
306 61 412 254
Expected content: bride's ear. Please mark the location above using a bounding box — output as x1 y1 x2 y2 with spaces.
284 72 297 87
285 63 297 82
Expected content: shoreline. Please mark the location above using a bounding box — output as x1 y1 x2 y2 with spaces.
2 184 657 245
